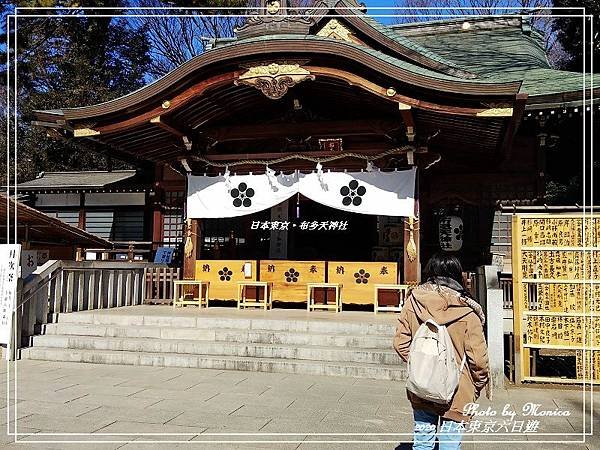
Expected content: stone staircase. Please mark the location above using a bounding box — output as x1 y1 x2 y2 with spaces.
21 307 406 380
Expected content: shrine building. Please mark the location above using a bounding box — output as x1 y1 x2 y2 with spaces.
32 1 598 308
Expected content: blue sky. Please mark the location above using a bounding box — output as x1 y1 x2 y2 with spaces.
363 0 401 24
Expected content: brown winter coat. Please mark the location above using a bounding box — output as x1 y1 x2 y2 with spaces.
393 282 489 422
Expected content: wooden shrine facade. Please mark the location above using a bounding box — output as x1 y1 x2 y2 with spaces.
32 1 599 283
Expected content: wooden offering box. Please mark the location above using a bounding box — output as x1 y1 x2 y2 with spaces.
259 260 326 302
327 261 398 304
195 259 257 301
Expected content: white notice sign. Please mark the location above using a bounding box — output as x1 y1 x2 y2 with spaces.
0 245 21 345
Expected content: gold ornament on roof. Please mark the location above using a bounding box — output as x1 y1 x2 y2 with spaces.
235 62 315 100
317 19 357 44
266 0 280 14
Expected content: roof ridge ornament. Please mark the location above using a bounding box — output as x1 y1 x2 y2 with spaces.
235 0 315 39
234 62 315 100
316 18 364 45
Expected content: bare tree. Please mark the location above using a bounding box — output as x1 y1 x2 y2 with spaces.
133 0 245 79
135 0 319 79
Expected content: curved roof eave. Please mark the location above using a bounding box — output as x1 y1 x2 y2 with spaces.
34 36 522 123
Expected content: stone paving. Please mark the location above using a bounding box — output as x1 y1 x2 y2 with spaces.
0 360 597 449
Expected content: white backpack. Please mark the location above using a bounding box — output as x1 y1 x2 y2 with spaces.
406 319 466 405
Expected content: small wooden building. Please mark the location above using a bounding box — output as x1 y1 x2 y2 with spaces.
16 170 152 243
32 2 598 287
0 194 112 260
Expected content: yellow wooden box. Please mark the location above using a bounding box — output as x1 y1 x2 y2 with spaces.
195 259 257 300
327 261 398 304
259 260 326 302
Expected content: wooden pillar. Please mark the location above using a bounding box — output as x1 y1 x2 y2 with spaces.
403 167 420 285
183 219 199 280
76 193 85 262
151 164 165 251
78 192 86 229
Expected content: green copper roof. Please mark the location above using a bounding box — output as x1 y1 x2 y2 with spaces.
214 34 510 85
389 17 600 98
495 68 592 96
213 8 599 101
351 13 469 74
402 26 550 77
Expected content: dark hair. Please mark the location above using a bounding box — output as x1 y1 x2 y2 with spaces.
423 252 464 287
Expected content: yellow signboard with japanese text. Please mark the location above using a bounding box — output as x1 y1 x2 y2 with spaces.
195 259 257 300
259 260 326 302
512 214 600 384
327 261 398 304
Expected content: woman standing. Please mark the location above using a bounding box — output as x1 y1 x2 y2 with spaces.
393 253 489 450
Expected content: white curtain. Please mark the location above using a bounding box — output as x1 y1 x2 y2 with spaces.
187 168 416 218
187 172 298 218
298 169 415 217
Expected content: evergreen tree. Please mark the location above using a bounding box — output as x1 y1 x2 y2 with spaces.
1 1 151 183
552 0 599 72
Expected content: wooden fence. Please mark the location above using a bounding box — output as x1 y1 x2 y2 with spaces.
144 267 180 304
11 260 170 358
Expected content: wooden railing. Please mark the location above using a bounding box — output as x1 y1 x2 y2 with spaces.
11 260 161 358
144 267 180 304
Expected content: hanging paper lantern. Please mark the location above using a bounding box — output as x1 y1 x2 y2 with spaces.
439 216 463 251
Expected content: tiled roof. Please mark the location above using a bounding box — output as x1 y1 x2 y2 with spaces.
400 25 549 77
17 170 137 190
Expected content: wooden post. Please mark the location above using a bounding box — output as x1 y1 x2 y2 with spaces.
183 219 199 280
151 164 165 251
78 192 86 229
403 170 420 284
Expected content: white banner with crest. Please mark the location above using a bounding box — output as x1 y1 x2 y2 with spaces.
187 172 299 218
298 169 415 217
187 168 415 218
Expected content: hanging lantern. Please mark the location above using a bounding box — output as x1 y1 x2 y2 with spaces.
439 216 463 251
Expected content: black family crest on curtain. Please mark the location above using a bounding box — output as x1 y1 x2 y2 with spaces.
231 183 255 207
340 180 367 206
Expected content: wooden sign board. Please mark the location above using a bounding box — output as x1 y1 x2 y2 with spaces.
259 260 325 302
327 261 398 304
512 214 600 384
195 259 257 300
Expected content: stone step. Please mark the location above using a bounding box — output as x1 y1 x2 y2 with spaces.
41 323 395 349
21 347 407 381
31 334 402 365
56 311 397 336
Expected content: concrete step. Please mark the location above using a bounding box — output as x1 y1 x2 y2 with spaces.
56 311 397 336
31 334 402 365
41 323 395 349
21 347 406 380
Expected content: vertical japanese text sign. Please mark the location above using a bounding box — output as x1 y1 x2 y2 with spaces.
512 215 599 383
0 245 22 345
